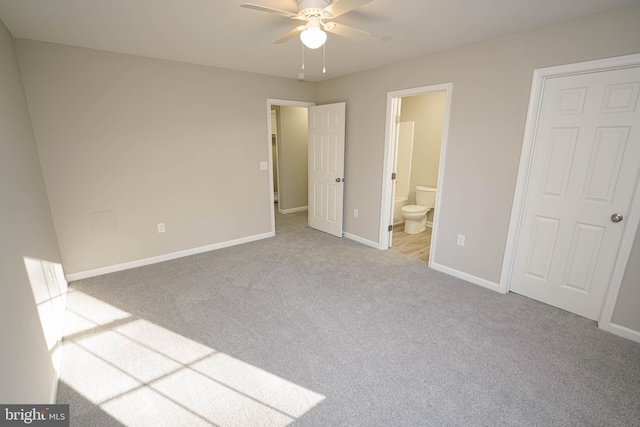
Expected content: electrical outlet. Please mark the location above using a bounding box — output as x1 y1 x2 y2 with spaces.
354 209 359 218
157 223 165 233
457 234 465 246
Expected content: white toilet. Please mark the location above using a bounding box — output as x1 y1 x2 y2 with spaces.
401 186 437 234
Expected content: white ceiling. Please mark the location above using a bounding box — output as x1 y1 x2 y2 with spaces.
0 0 637 82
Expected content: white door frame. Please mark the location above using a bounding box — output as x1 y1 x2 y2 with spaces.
266 99 315 234
379 83 453 269
499 53 640 332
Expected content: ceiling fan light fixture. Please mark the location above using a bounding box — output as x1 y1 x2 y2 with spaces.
300 25 327 49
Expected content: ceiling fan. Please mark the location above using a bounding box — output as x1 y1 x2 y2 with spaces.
241 0 373 49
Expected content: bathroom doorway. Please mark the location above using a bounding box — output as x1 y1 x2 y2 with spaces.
379 84 453 265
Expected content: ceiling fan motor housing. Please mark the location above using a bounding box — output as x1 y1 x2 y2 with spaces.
297 0 331 17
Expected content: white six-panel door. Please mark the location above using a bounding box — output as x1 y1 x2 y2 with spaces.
510 66 640 320
308 103 346 237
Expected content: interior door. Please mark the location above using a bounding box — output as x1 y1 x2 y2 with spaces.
387 98 402 247
308 103 346 237
510 66 640 320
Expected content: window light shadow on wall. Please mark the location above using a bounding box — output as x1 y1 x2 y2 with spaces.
55 289 325 426
24 257 69 378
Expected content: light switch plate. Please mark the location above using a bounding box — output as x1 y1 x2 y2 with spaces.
260 161 268 170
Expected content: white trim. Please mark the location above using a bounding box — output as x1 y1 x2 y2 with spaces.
379 83 453 275
65 232 274 281
530 54 640 77
499 54 640 329
49 368 59 404
431 262 502 293
606 323 640 344
280 206 308 214
266 99 315 236
344 232 379 249
380 93 404 248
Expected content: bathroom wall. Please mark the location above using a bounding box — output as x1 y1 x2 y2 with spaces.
395 121 414 200
400 92 446 223
393 121 415 223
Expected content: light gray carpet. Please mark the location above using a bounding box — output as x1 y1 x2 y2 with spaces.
58 210 640 426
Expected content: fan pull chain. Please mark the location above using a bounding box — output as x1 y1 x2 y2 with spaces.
301 43 305 70
322 43 326 73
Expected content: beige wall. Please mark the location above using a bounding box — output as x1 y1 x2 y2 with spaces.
613 226 640 331
401 92 446 223
16 40 315 274
315 4 640 330
0 20 65 403
276 106 309 211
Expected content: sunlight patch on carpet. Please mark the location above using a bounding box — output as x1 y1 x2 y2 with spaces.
57 291 325 425
64 290 131 336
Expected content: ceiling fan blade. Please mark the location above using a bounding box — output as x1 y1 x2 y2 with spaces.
273 27 303 44
326 23 370 42
323 0 373 18
240 3 300 19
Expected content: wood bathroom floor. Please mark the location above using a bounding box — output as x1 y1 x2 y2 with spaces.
390 223 432 263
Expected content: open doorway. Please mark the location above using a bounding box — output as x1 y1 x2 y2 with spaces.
266 99 315 234
379 84 453 266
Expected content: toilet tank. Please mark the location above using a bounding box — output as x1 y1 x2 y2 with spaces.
415 186 437 208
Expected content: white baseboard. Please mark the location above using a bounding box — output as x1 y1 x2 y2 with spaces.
430 262 503 293
65 232 274 281
343 232 379 249
49 370 59 404
280 206 308 214
606 323 640 344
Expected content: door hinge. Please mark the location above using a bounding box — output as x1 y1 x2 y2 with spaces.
388 225 393 232
391 172 396 180
395 115 401 124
